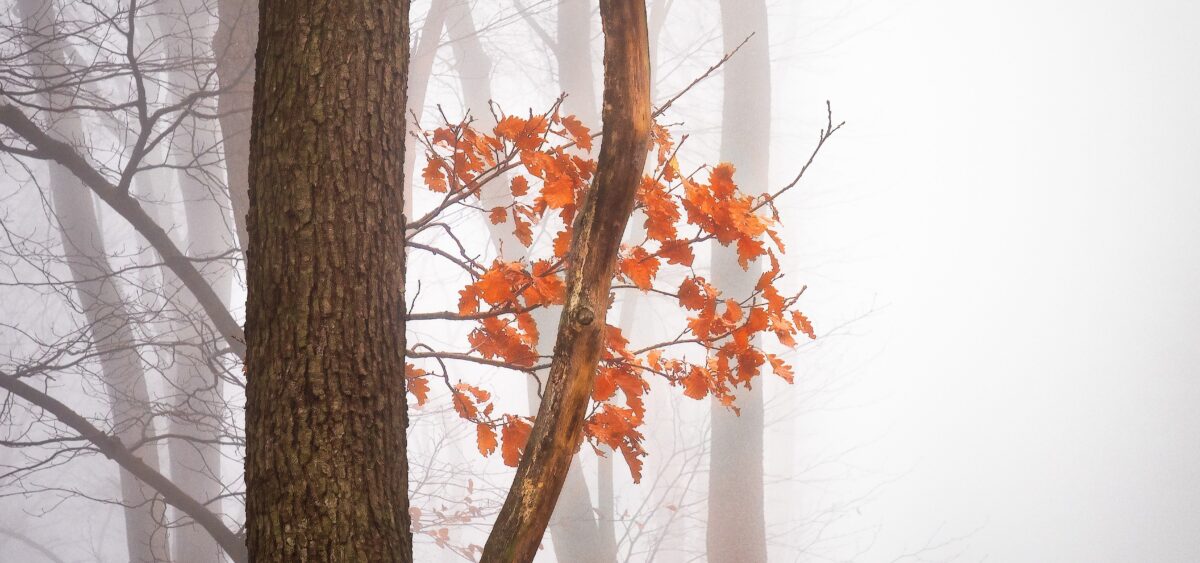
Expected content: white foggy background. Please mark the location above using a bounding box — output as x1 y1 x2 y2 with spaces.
2 0 1198 561
770 0 1200 561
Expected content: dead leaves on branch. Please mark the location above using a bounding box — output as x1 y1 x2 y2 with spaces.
406 104 821 482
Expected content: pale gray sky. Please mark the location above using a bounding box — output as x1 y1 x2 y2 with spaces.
776 0 1200 560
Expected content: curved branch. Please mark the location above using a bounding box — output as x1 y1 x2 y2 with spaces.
0 104 246 359
0 374 247 563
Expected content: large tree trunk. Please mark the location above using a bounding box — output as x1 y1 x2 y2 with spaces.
481 2 651 561
706 0 772 561
243 0 413 561
15 1 171 561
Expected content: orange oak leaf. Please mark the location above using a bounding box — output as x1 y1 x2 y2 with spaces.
560 114 593 151
639 178 679 242
553 228 572 259
476 424 498 456
767 354 794 384
513 213 533 246
511 175 530 197
542 176 576 209
681 365 709 400
423 158 447 192
793 311 816 340
722 299 743 324
406 363 430 406
458 285 482 315
477 266 517 305
657 238 695 266
620 247 659 290
677 277 707 311
501 417 533 467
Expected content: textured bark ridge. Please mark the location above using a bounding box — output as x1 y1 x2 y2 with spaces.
244 1 412 561
480 2 652 562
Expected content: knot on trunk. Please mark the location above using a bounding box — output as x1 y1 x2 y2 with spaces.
574 305 595 326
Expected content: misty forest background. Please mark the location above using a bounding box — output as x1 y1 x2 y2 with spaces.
2 0 1199 562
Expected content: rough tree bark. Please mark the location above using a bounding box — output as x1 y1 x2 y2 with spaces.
243 0 413 561
480 2 651 561
706 0 772 561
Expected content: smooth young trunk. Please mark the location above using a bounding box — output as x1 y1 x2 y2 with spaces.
443 4 609 560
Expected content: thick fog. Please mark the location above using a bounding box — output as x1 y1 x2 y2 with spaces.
1 0 1197 561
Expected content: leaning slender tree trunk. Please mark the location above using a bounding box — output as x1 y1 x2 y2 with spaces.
481 2 651 561
551 2 623 560
15 1 171 561
706 0 771 561
243 0 412 561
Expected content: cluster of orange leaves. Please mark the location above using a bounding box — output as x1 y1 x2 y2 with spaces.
408 105 814 482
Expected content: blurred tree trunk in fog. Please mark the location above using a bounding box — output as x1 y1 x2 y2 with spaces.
403 0 449 216
557 0 600 126
16 2 172 560
608 0 671 558
445 0 522 254
213 0 257 250
708 0 772 561
151 2 236 561
243 0 411 560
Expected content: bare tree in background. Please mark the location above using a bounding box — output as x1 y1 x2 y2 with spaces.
13 1 172 559
213 0 256 249
0 0 250 559
707 0 773 560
